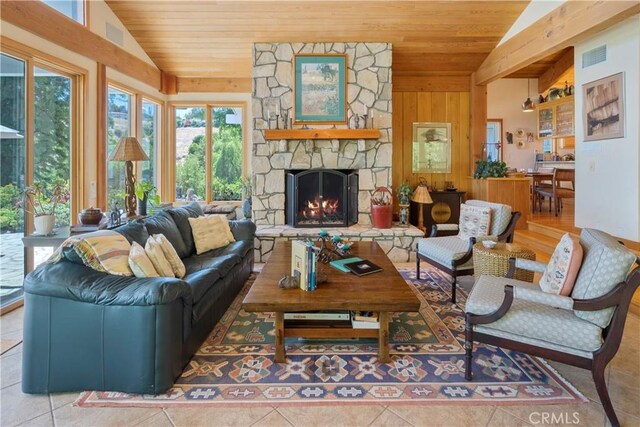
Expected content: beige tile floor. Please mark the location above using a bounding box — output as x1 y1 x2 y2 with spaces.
1 268 639 427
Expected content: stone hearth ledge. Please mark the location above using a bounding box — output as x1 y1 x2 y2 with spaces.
254 224 424 263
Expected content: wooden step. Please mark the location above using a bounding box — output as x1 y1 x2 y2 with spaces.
526 221 580 240
513 229 558 260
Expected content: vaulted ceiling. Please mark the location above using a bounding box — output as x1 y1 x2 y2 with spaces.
105 0 530 79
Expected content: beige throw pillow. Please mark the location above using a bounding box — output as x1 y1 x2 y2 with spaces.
153 233 186 278
128 242 159 278
458 203 492 241
145 236 175 277
189 215 232 254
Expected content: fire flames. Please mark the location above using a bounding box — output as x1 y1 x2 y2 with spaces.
302 197 339 219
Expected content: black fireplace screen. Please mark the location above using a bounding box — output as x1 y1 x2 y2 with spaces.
286 169 358 227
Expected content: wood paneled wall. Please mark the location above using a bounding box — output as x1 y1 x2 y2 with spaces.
392 90 472 209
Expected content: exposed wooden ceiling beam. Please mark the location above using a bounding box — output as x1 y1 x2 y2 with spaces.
0 0 163 90
177 78 252 93
475 1 640 85
538 47 575 93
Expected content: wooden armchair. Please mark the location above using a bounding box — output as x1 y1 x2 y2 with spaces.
535 168 575 215
464 228 639 427
415 200 521 304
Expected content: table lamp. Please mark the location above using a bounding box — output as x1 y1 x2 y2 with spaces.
412 179 433 232
109 136 149 218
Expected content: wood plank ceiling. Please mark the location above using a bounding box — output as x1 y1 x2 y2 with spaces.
105 0 529 79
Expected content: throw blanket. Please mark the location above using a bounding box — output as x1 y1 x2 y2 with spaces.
50 230 133 276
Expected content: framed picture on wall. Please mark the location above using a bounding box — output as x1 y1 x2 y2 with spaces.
583 72 624 141
293 54 347 124
412 122 452 173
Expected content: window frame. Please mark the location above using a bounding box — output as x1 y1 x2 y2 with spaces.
168 101 247 205
104 80 164 209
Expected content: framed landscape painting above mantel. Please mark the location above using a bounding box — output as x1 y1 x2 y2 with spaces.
293 54 347 124
583 72 624 141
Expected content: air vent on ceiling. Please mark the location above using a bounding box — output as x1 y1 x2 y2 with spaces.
582 45 606 68
105 22 124 47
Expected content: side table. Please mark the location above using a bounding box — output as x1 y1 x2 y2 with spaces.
472 242 536 282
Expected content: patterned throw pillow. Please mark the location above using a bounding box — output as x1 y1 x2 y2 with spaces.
145 236 175 277
153 233 186 278
128 241 159 278
50 230 133 276
458 204 492 241
540 233 583 295
188 215 233 254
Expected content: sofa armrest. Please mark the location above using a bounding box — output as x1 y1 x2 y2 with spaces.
513 286 574 310
515 258 548 273
25 261 192 306
229 219 256 241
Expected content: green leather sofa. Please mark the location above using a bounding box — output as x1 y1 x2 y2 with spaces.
21 202 255 395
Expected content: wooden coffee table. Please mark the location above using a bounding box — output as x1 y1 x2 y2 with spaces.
242 241 421 363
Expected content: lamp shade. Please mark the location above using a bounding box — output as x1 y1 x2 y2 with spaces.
412 184 433 204
108 137 149 162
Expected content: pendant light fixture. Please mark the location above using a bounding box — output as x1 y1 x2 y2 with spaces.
522 78 534 112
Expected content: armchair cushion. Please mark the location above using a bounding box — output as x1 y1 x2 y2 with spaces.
539 233 583 296
466 200 512 236
458 204 491 240
572 228 637 328
417 236 474 270
467 275 603 357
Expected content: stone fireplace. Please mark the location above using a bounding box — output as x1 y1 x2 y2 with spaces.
251 42 393 226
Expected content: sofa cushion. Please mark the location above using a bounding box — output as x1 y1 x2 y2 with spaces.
143 211 189 259
467 275 603 358
209 240 253 259
182 253 240 303
166 202 204 257
129 242 159 278
51 230 133 276
114 220 149 247
539 233 583 296
466 200 512 236
417 236 474 270
572 228 637 328
458 203 491 240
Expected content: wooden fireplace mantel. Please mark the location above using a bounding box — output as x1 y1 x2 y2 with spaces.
264 129 380 140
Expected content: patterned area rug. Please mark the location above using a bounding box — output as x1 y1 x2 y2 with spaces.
76 267 585 408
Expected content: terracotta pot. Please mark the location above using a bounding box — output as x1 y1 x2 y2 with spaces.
78 207 103 225
34 215 55 235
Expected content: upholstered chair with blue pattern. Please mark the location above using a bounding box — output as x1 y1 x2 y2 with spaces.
464 228 640 427
415 200 521 303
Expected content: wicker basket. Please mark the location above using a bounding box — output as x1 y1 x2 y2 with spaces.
371 187 393 229
473 242 536 282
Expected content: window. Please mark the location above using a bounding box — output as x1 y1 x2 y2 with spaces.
106 87 132 208
486 119 503 162
173 103 245 203
41 0 86 25
105 85 162 210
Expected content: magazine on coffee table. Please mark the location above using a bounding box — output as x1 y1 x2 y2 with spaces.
343 259 382 276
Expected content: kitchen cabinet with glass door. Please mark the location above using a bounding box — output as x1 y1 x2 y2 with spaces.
536 95 575 139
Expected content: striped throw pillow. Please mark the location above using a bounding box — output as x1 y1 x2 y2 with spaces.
56 230 133 276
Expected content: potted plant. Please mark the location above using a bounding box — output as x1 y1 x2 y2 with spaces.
134 182 160 216
371 187 393 228
23 182 69 235
473 160 508 179
241 176 252 219
396 181 413 205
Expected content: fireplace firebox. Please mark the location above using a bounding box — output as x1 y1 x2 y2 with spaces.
286 169 358 227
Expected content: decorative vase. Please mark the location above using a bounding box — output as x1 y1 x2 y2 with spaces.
242 198 252 219
137 195 148 216
399 195 410 205
34 214 55 235
398 204 410 226
78 207 103 225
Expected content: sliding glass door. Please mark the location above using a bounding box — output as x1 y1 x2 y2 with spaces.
0 53 27 308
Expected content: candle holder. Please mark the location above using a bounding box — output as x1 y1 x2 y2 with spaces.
275 114 280 130
281 111 289 129
362 114 368 129
353 115 360 129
